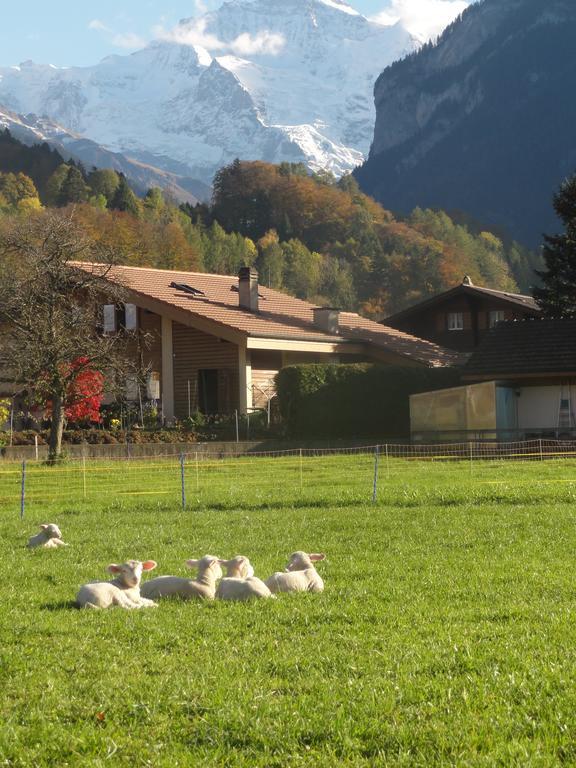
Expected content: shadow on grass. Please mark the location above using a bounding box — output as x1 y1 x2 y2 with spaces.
199 498 372 512
41 600 78 611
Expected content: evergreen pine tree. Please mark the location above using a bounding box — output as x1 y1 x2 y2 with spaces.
58 167 89 206
110 174 140 216
533 175 576 317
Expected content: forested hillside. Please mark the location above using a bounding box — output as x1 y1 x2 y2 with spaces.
0 132 539 317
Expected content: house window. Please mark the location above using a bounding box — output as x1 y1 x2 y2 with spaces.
102 303 138 332
489 310 505 328
447 312 464 331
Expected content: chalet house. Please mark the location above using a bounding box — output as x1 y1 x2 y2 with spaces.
384 277 541 353
79 264 460 422
410 319 576 441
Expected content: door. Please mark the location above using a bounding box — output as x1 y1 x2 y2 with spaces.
198 369 219 414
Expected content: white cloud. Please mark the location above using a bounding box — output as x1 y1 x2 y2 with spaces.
229 31 286 56
88 19 109 33
156 19 285 57
195 0 209 13
88 18 146 50
371 0 469 42
111 32 147 49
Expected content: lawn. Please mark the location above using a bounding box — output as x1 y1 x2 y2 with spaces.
1 454 576 766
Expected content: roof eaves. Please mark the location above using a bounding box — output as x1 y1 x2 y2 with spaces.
383 284 540 324
383 285 462 323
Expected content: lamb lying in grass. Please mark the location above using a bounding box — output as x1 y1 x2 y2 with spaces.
216 555 275 601
76 559 158 609
140 555 223 600
27 523 68 549
265 551 326 594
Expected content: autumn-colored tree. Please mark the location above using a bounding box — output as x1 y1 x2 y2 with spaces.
0 172 40 209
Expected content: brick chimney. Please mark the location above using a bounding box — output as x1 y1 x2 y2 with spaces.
238 267 259 312
313 307 340 334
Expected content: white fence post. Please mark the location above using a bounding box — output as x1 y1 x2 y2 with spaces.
372 445 380 503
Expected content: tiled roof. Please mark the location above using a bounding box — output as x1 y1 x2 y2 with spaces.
465 319 576 377
76 263 461 368
384 282 540 324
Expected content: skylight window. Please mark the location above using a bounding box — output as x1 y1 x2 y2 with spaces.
170 281 206 297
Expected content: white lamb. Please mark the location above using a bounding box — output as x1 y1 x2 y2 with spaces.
265 551 326 594
140 555 223 601
216 555 275 601
27 523 68 549
76 559 158 609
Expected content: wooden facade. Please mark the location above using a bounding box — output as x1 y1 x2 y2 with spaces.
173 323 239 418
385 283 540 353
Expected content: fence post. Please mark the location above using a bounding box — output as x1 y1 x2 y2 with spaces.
385 443 390 479
539 438 544 461
195 451 200 493
82 455 87 500
235 410 239 443
20 460 26 520
180 453 186 510
299 448 303 490
372 445 380 503
9 400 14 446
469 441 473 476
34 434 39 462
180 453 186 509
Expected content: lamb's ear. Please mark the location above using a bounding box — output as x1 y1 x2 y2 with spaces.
186 559 199 568
217 559 230 566
107 564 121 574
40 524 49 530
309 553 326 562
142 560 157 571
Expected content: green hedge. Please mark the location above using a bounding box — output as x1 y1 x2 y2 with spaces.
275 364 461 439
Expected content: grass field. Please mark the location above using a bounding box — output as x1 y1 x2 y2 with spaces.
2 454 576 766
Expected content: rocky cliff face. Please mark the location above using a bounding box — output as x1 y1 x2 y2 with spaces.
356 0 576 246
0 0 416 185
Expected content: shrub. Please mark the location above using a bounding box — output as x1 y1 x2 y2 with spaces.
275 364 461 439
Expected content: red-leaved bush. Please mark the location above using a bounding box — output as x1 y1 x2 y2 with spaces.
44 357 104 424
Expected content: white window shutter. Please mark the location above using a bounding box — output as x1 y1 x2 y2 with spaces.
103 304 117 333
125 376 139 401
147 372 161 400
125 303 138 330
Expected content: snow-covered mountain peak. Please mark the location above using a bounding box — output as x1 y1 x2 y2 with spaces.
0 0 418 184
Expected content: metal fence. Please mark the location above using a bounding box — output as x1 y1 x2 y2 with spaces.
3 439 576 518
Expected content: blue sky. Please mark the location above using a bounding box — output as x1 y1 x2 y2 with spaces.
1 0 472 67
